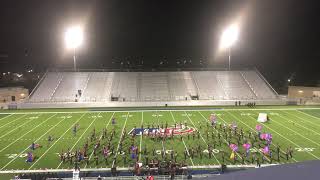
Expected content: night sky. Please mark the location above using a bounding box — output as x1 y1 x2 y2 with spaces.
0 0 319 88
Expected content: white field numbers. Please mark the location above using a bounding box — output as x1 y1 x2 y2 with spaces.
6 153 29 159
28 116 39 120
152 114 163 117
203 149 220 154
240 113 252 116
5 148 316 159
295 148 315 152
154 149 220 155
59 115 72 119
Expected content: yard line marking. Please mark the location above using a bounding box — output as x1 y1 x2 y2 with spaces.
0 114 14 122
2 107 320 115
57 112 103 169
28 113 87 170
84 112 115 169
279 111 320 135
0 114 40 139
0 114 27 129
161 140 166 158
0 114 57 153
1 113 72 170
197 111 250 165
156 110 166 158
284 110 320 129
169 111 195 166
228 110 299 162
112 112 129 168
183 111 221 165
138 112 144 161
181 140 194 163
228 110 316 161
296 110 320 121
266 111 320 147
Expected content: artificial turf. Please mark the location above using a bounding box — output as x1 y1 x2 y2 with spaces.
0 106 319 172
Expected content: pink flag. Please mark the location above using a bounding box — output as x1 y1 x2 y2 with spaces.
229 144 238 152
260 133 265 140
256 124 262 131
260 133 272 141
265 133 272 141
243 143 251 150
262 146 269 154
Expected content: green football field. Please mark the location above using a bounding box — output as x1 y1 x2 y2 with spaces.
0 106 319 172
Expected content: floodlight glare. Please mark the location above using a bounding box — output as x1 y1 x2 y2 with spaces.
220 24 239 49
65 26 83 71
220 23 239 70
65 26 83 49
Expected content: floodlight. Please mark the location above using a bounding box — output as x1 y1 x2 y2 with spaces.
65 26 83 49
220 24 239 49
220 24 239 70
65 26 83 71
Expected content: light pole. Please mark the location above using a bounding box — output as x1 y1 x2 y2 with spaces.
220 24 239 70
228 47 231 71
73 47 76 71
65 26 83 72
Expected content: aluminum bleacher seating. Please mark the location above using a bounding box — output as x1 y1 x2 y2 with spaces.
29 70 278 102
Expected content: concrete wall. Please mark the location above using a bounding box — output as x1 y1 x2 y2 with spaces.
0 103 8 109
19 99 286 109
0 87 29 103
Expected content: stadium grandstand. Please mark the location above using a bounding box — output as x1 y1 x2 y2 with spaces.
24 69 281 108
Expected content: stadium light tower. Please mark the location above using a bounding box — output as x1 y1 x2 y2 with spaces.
220 24 239 70
65 26 83 71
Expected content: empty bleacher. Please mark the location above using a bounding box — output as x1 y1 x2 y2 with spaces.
52 72 89 102
216 71 256 100
29 70 278 102
168 72 196 100
29 72 63 102
192 71 226 100
80 72 114 102
140 72 170 101
241 71 277 99
111 72 139 101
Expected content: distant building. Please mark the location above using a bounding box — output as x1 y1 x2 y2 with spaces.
288 86 320 105
0 86 29 103
288 86 320 99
